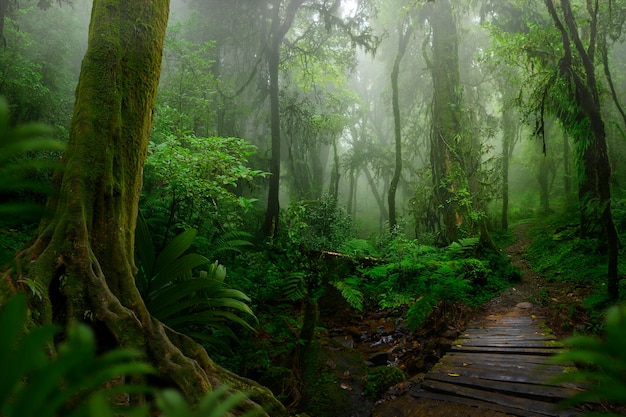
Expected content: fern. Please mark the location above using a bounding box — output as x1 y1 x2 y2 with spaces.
195 230 254 259
549 305 626 412
0 96 65 218
0 294 260 417
156 386 261 417
0 294 154 417
339 239 379 257
445 237 479 257
331 277 364 311
135 215 257 351
405 296 437 331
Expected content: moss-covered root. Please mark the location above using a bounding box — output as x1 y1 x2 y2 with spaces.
163 326 289 417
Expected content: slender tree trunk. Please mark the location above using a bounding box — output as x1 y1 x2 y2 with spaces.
328 136 340 201
538 155 550 214
500 109 517 231
388 20 412 231
261 0 305 237
502 136 510 230
3 2 286 414
563 130 572 203
0 0 9 44
363 166 389 223
346 168 355 215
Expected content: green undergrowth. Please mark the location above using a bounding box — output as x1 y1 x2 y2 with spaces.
526 210 626 299
342 236 520 330
525 209 626 335
0 220 37 268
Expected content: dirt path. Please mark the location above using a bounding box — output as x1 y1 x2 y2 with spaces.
371 223 547 417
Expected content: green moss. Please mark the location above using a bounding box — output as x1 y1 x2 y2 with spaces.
364 366 405 399
299 339 370 417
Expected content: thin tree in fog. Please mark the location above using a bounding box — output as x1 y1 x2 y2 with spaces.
388 7 413 230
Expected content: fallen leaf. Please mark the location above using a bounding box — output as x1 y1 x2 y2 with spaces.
462 362 471 367
448 373 461 377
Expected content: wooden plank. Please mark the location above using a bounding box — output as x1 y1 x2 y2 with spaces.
463 327 548 334
457 340 564 348
446 352 571 366
439 357 571 374
428 363 568 385
451 345 563 355
459 334 557 340
411 387 547 417
425 374 583 400
420 379 580 417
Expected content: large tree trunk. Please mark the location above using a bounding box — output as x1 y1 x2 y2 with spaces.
3 1 286 414
428 0 462 244
262 33 282 237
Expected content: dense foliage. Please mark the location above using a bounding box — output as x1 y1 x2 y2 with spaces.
1 0 626 415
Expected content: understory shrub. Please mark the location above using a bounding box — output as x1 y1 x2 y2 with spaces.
352 236 518 329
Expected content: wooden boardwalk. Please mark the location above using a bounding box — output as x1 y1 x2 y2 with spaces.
411 310 586 417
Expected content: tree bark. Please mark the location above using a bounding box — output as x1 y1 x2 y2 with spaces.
328 136 340 202
500 110 515 231
388 20 412 231
538 155 550 214
262 0 305 237
563 130 572 203
3 1 287 414
544 0 620 299
363 165 389 223
428 0 462 244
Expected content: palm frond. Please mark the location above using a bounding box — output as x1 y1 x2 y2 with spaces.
283 272 307 302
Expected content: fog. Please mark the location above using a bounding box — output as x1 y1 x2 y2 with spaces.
4 0 626 242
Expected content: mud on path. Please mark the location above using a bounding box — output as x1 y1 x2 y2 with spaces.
371 223 552 417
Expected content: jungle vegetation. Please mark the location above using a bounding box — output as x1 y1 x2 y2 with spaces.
0 0 625 416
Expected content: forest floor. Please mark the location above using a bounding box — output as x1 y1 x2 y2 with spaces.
368 222 587 417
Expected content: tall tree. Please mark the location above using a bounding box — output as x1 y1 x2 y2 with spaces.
1 1 285 413
262 0 305 237
426 0 463 244
543 0 620 299
388 15 412 230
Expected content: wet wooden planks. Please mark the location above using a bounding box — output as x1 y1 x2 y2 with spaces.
411 313 585 417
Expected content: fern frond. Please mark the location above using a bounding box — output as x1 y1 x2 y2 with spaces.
406 296 436 331
332 279 363 311
446 237 479 257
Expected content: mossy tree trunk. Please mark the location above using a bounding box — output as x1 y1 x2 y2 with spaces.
428 0 463 245
2 1 287 414
544 0 620 299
